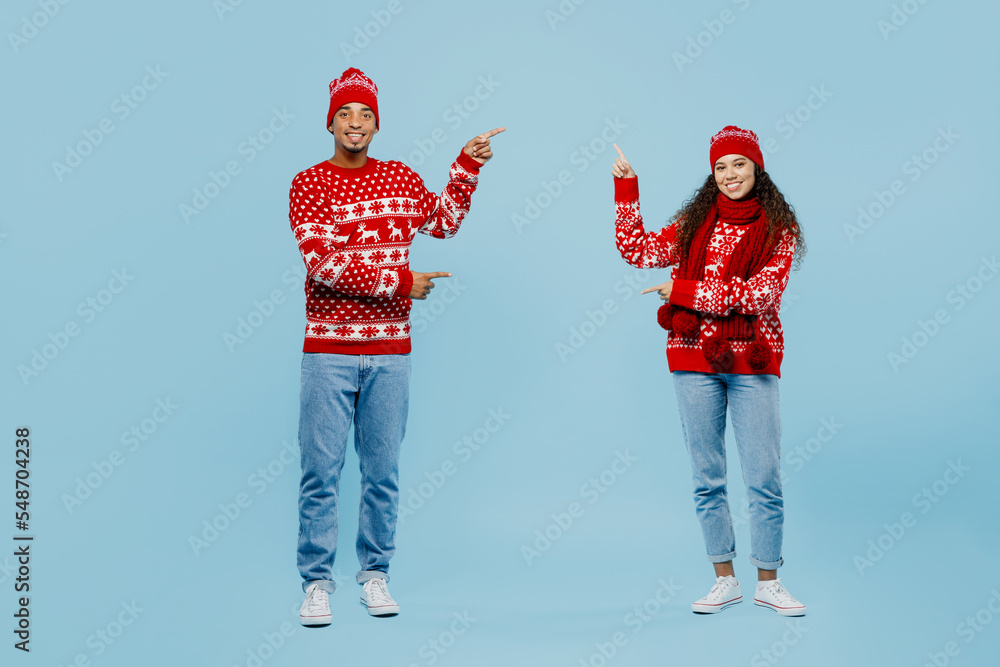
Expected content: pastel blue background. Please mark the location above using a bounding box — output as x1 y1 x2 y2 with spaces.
3 0 999 665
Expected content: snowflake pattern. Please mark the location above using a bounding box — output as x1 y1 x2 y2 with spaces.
613 180 796 373
288 153 480 351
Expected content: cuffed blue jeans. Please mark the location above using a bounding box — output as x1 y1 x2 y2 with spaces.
672 371 784 570
297 352 410 593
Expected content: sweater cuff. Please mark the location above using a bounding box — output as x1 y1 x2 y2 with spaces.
614 176 638 202
396 269 414 299
669 279 698 309
456 150 482 174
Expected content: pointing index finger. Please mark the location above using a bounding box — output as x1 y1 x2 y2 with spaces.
613 143 627 161
479 127 507 141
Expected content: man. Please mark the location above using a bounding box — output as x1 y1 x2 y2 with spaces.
289 67 504 626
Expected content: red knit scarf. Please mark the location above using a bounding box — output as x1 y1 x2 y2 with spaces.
658 193 780 371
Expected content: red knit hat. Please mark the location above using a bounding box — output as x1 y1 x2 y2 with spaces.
710 125 763 171
327 67 379 131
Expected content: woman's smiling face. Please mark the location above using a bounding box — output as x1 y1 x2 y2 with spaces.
714 154 756 200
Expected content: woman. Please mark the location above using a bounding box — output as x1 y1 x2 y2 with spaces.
612 126 807 616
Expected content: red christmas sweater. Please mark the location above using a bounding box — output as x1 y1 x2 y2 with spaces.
614 177 797 376
289 151 481 354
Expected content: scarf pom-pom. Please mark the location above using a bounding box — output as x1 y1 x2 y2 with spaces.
657 304 674 330
747 341 772 371
703 337 732 366
673 310 700 339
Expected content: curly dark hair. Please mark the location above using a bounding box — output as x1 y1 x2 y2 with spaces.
671 167 806 269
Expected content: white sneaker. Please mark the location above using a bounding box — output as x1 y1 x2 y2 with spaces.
754 578 806 616
360 578 399 616
692 576 742 613
299 583 332 626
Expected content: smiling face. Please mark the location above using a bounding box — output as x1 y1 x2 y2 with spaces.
713 154 757 200
328 102 378 156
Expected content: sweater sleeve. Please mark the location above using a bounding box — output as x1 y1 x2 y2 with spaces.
669 227 797 316
614 176 679 268
415 151 482 239
290 172 411 299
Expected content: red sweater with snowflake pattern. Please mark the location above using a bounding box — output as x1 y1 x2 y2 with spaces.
289 151 481 354
614 176 797 376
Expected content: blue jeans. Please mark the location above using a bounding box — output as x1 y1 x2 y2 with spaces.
672 371 784 570
297 352 410 593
